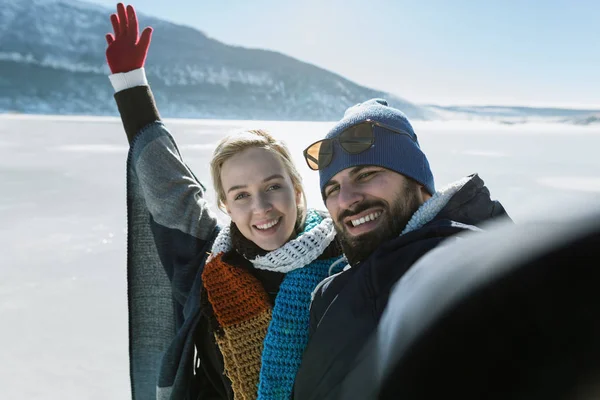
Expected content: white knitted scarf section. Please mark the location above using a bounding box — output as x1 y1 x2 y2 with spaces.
311 175 474 300
206 213 337 273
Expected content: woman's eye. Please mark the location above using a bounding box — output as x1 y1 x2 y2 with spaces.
234 193 249 201
267 184 281 191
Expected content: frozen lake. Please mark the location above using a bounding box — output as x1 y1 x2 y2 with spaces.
1 114 599 399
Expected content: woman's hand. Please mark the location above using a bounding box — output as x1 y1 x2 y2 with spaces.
105 3 153 74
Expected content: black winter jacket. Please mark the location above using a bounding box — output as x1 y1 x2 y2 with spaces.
345 204 600 400
294 174 510 400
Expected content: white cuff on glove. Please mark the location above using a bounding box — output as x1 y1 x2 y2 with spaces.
108 68 148 93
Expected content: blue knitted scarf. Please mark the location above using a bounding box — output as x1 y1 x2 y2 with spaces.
203 210 343 399
258 217 340 398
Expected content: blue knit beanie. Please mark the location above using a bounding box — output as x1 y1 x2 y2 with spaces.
319 98 435 196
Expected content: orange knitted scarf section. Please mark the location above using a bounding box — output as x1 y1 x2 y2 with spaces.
202 252 272 400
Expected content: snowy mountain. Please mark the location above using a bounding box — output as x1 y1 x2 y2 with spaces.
566 113 600 126
427 105 600 125
0 0 430 120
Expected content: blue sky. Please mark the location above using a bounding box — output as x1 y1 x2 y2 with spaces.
87 0 600 108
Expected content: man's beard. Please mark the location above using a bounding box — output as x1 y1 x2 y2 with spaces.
335 181 423 266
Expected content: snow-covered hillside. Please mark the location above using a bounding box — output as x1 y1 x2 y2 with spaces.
427 105 600 125
0 0 429 120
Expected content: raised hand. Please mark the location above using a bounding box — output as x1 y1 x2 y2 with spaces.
105 3 153 74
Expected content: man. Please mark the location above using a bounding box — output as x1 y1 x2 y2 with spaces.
343 202 600 400
293 98 510 399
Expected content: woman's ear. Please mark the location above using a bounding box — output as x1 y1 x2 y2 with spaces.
296 187 303 205
222 199 232 216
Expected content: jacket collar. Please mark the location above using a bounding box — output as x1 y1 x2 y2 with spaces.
402 175 475 235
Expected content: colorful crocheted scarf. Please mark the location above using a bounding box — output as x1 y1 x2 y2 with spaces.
201 210 342 399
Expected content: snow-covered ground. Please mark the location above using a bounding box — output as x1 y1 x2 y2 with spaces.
1 114 599 399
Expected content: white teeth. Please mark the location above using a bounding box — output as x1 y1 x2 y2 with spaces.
256 218 280 230
351 212 381 227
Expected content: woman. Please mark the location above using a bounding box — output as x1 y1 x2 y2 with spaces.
105 4 343 400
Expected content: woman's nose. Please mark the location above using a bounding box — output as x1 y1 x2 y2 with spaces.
252 193 273 214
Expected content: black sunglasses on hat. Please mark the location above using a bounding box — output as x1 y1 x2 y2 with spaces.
303 119 416 171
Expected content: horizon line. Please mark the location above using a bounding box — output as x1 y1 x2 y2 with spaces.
419 102 600 111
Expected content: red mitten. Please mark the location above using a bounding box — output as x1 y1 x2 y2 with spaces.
105 3 153 74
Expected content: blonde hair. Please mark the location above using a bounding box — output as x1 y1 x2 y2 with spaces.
210 129 307 232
